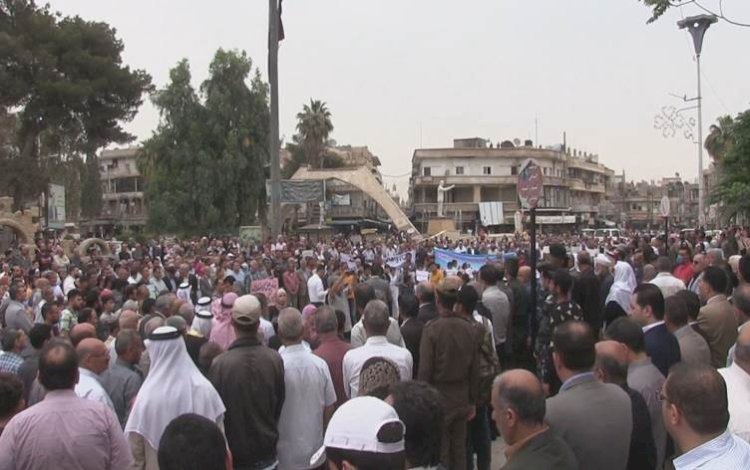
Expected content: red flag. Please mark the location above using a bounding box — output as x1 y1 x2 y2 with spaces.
278 0 285 41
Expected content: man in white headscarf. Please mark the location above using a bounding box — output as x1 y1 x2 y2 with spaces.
190 308 214 339
176 281 193 308
125 325 225 470
604 261 637 329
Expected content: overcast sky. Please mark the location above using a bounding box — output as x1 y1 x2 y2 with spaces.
49 0 750 196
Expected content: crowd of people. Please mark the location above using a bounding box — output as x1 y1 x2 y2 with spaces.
0 226 749 469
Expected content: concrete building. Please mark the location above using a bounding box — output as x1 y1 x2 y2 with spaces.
91 147 146 234
608 173 699 229
409 138 614 232
290 146 392 233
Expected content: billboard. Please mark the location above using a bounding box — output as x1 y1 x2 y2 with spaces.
48 184 66 229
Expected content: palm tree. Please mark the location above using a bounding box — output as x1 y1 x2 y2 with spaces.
705 115 734 162
295 99 333 169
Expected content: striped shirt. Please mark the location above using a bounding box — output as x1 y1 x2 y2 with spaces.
673 430 750 470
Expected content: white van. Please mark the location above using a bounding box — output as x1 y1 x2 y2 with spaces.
594 228 622 242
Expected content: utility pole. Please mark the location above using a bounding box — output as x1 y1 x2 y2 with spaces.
268 0 281 236
678 14 717 228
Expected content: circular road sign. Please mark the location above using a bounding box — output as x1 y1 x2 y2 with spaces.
659 196 671 218
517 158 543 209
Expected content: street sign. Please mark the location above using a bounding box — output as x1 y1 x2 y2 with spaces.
659 196 671 218
517 158 543 209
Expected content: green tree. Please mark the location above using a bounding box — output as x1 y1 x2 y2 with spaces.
704 115 734 162
202 50 270 228
635 0 750 26
296 99 334 169
711 109 750 220
0 0 152 209
140 50 270 235
80 155 103 218
140 60 215 234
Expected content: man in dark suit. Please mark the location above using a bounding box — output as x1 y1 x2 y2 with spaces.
630 283 681 377
595 340 657 470
398 291 423 379
416 281 437 323
573 251 602 333
545 321 632 470
492 369 578 470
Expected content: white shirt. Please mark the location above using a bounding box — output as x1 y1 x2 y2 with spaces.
307 274 326 303
63 276 76 296
75 368 115 411
719 363 750 443
649 272 686 299
350 317 405 349
673 430 750 470
259 317 276 345
342 336 413 398
277 344 336 470
642 320 665 334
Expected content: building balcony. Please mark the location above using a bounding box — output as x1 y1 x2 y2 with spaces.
99 208 147 222
103 191 144 201
101 167 141 179
569 178 606 193
571 203 599 213
566 158 608 174
413 175 519 187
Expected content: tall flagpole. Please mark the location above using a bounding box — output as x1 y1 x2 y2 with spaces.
268 0 281 236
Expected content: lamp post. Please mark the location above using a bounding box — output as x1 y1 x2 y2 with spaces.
677 14 717 228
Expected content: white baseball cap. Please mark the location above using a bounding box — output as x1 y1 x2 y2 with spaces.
309 396 405 466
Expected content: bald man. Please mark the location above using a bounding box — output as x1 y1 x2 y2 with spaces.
70 323 97 347
719 325 750 442
595 341 657 470
491 369 577 469
74 338 115 411
107 310 139 368
517 266 532 286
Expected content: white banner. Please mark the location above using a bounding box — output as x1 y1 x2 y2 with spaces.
385 250 416 268
479 201 504 226
331 193 351 206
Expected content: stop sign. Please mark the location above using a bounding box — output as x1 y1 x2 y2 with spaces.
517 158 543 209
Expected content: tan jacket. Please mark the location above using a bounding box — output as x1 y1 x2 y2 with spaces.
698 295 738 368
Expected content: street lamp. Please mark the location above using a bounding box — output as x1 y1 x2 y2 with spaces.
677 14 718 227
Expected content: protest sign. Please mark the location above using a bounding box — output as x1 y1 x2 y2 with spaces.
251 278 279 306
433 248 497 272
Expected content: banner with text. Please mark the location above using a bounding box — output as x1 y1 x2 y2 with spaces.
385 250 416 269
434 248 497 272
251 278 279 306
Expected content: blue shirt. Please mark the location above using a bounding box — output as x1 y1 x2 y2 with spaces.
673 430 750 470
0 351 23 375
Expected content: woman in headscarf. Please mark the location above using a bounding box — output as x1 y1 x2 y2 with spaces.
208 292 237 350
604 260 637 329
125 326 226 470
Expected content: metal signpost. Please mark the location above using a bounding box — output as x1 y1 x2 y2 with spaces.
518 158 544 320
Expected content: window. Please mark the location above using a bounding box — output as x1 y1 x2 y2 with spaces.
483 166 491 175
423 167 431 176
455 166 464 175
543 167 548 176
511 166 518 175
